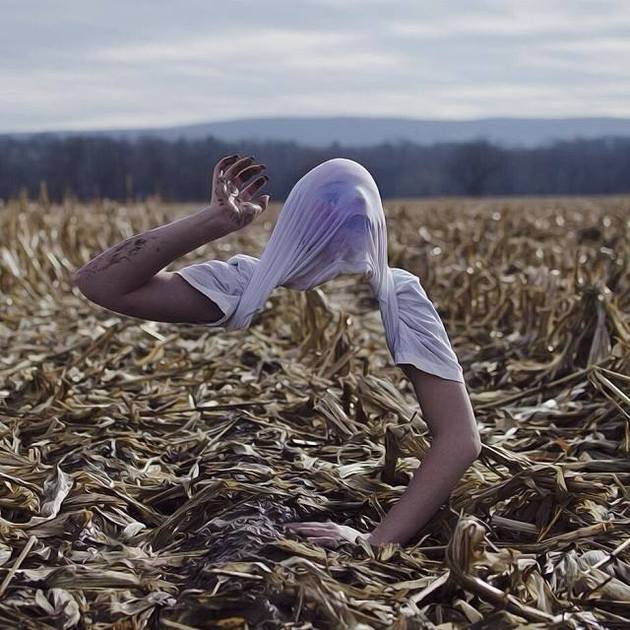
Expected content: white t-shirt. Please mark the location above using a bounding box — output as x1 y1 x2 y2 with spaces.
175 158 464 383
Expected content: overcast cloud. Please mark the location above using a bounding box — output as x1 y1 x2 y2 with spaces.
2 0 630 133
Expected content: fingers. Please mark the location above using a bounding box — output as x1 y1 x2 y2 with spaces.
223 155 257 181
240 174 269 201
220 154 267 199
213 154 258 186
284 523 338 548
284 522 334 535
259 194 271 212
213 154 240 179
236 164 266 189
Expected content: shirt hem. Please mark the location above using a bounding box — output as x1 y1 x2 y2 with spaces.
174 269 231 327
393 352 465 383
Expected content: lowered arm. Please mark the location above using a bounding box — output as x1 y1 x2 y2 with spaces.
366 364 481 546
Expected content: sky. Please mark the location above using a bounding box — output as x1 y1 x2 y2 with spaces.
2 0 630 133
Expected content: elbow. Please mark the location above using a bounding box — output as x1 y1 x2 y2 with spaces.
465 427 483 461
73 269 87 295
72 269 84 290
438 431 482 463
73 269 106 307
73 270 132 318
469 434 483 460
73 269 93 300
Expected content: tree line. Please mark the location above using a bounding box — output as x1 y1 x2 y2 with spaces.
1 133 629 203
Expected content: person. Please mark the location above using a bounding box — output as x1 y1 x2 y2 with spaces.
74 154 482 548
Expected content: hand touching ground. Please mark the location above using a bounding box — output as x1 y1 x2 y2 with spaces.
210 154 271 233
283 520 369 549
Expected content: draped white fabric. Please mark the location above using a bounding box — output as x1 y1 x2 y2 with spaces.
175 158 464 383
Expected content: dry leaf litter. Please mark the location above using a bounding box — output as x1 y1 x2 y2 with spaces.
0 193 628 629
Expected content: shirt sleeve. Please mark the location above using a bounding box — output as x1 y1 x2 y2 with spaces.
389 267 465 383
174 253 258 328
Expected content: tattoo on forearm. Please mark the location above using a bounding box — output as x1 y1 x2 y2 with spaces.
79 235 158 277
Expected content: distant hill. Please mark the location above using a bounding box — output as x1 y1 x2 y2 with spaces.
4 116 630 148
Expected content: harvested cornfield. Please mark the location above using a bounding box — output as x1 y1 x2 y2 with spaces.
1 193 629 629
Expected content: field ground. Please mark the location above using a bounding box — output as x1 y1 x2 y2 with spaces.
1 195 629 628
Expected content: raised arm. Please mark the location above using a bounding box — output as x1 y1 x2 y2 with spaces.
73 154 270 323
365 365 481 545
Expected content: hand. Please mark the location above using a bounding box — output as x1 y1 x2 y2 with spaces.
283 520 368 549
209 154 271 232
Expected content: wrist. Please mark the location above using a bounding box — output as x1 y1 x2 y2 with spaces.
366 530 387 546
367 524 408 546
194 204 235 240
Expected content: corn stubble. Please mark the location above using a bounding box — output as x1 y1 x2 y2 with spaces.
0 192 628 628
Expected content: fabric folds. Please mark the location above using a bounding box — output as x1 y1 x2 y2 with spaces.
175 158 464 383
